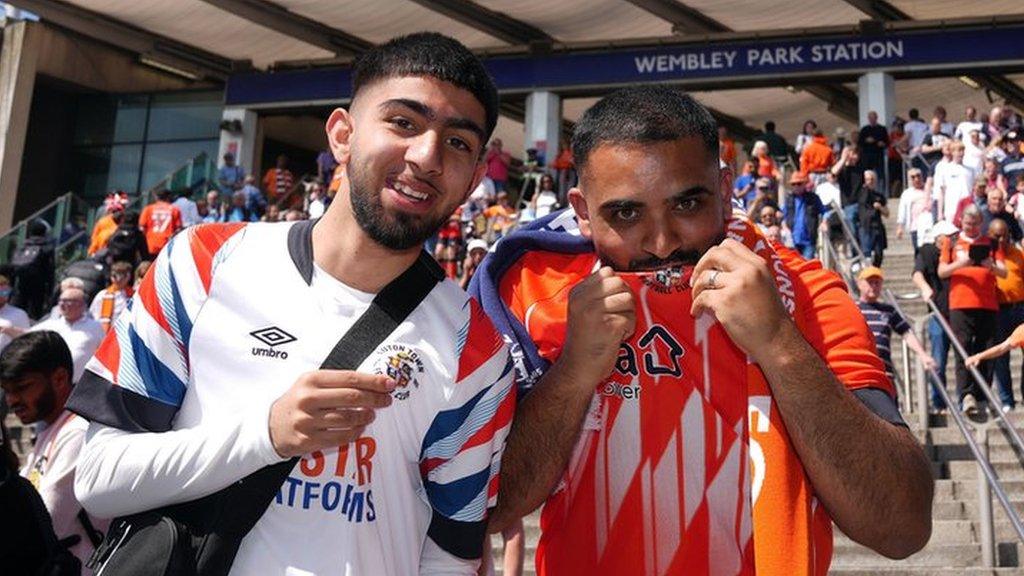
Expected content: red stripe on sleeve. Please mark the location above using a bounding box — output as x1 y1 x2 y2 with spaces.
190 223 246 293
456 298 504 383
460 383 516 453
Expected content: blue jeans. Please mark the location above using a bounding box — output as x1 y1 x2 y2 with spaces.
929 316 951 409
859 228 884 267
842 204 860 253
994 302 1024 407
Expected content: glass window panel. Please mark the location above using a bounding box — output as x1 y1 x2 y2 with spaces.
73 95 117 146
139 140 219 192
72 144 143 201
146 92 222 141
113 95 149 143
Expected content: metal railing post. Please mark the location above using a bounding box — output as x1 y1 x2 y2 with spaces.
916 321 929 431
977 425 996 567
902 335 912 413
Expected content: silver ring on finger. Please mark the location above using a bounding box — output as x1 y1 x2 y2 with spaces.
707 269 722 290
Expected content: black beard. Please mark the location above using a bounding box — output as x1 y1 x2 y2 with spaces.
347 156 450 251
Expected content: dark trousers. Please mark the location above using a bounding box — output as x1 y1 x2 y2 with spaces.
859 229 885 267
929 315 952 409
951 308 998 403
994 302 1024 407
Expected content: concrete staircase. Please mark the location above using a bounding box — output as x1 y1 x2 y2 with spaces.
486 212 1024 574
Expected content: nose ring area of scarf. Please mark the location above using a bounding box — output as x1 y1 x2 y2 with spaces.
707 269 722 290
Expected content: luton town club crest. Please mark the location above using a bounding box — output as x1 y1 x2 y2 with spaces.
374 344 425 400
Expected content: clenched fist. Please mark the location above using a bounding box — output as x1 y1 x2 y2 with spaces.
561 267 636 386
269 370 396 458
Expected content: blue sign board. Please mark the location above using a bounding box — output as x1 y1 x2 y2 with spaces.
226 25 1024 106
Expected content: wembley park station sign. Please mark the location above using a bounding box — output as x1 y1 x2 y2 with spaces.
226 24 1024 106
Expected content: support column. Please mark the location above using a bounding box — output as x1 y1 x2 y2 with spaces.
524 91 561 168
0 21 40 230
218 107 258 178
857 71 895 128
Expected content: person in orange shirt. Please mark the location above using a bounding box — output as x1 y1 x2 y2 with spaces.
138 189 183 258
262 154 295 205
473 86 932 576
984 218 1024 410
938 204 1007 415
88 193 128 256
751 140 781 182
483 191 516 242
718 125 737 173
799 128 835 184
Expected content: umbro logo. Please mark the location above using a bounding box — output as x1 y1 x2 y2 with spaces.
250 326 296 359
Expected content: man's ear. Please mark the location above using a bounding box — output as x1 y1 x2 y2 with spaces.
567 187 592 239
326 108 354 167
51 367 72 400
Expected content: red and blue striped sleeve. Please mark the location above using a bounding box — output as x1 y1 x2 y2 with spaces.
420 297 516 560
67 223 246 433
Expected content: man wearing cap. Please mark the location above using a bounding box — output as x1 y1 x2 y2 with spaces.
217 152 246 195
913 220 959 411
782 171 824 259
857 266 935 389
460 238 488 290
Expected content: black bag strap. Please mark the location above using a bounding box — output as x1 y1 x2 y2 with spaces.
77 509 104 548
193 251 444 571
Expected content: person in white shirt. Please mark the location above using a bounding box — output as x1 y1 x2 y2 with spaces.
30 288 103 384
955 106 985 142
307 183 327 219
172 190 202 227
0 274 30 352
1 331 109 567
88 261 134 332
896 168 934 253
963 129 986 176
815 168 842 209
68 32 514 576
935 141 976 222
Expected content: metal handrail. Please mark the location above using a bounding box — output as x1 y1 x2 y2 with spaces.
819 198 1024 558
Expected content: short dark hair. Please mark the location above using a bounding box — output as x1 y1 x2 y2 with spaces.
909 108 920 119
571 86 718 171
765 121 776 132
352 32 499 142
0 331 73 384
156 189 173 202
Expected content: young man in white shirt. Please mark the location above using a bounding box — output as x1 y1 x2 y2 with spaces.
955 105 985 142
30 288 103 384
68 32 514 575
0 274 30 352
936 141 975 222
896 168 934 253
88 261 133 332
1 331 109 566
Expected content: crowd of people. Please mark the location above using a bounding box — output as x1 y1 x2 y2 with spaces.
5 29 1023 575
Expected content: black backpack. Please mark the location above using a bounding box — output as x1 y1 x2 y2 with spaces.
11 240 48 280
59 259 108 304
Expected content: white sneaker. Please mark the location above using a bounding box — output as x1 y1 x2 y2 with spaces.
1002 404 1013 414
963 395 979 418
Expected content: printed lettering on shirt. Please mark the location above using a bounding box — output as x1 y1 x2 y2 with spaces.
611 324 686 381
748 395 773 505
276 437 378 523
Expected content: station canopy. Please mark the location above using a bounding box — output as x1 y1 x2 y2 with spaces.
13 0 1024 154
